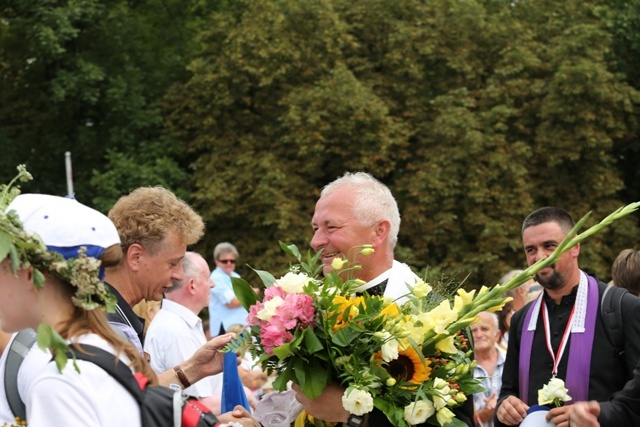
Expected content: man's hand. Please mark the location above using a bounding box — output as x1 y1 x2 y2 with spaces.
496 395 529 426
546 405 573 427
569 402 601 427
292 383 350 423
217 405 261 427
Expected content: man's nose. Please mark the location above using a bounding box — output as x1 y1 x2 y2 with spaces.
310 229 327 252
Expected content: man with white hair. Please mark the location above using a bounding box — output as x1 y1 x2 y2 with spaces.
145 252 223 409
295 171 474 427
471 312 505 427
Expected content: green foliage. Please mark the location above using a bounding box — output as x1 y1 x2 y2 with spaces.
164 0 639 286
1 0 638 287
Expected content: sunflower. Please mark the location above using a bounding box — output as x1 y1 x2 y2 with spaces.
386 346 432 384
331 295 365 328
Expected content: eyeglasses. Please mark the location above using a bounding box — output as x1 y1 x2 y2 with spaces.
219 259 236 265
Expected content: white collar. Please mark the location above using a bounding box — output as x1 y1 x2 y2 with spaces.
526 270 589 333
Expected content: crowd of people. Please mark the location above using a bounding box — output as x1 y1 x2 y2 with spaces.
2 168 640 427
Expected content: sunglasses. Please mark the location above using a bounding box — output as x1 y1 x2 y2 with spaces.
218 259 236 264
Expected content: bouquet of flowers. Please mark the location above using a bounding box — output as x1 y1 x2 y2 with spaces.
225 204 639 427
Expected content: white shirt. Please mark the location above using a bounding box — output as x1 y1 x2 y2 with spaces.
357 260 421 303
26 334 141 427
145 299 222 397
0 333 51 424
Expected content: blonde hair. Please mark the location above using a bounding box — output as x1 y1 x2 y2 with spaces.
108 186 204 254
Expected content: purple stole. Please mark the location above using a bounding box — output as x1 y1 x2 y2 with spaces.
518 274 598 403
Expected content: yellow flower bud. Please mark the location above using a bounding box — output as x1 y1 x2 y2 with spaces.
331 257 348 271
386 378 396 387
455 393 467 403
360 247 375 256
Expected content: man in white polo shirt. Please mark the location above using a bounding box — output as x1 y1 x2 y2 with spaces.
144 252 224 411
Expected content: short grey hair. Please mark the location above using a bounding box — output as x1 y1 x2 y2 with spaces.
321 172 400 247
168 252 202 292
213 242 239 260
484 311 499 333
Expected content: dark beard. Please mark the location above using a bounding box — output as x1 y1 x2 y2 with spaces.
535 267 564 291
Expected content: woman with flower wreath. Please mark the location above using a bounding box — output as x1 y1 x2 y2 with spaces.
0 186 156 426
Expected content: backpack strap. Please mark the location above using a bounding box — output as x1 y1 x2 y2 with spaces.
66 344 144 401
601 285 627 357
4 329 37 422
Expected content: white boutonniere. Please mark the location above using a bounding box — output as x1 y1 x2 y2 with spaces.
538 377 572 407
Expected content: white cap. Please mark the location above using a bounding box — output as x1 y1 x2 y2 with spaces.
7 194 120 261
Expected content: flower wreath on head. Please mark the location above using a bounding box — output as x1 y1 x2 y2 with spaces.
0 165 117 370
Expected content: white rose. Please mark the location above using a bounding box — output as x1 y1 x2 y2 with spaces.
342 387 374 416
404 400 435 425
275 272 311 294
381 339 399 362
538 377 572 406
257 296 284 321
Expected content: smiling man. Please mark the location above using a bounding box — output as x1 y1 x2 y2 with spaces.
310 172 417 301
495 207 640 427
297 171 474 427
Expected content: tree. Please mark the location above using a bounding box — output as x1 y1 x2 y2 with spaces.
166 0 639 286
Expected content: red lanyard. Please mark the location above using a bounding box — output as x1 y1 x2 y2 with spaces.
541 300 576 377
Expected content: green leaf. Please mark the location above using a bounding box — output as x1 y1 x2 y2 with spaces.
273 342 294 360
0 231 11 261
331 326 359 347
8 244 20 272
231 277 260 310
36 323 71 373
248 266 277 288
295 357 329 399
303 328 324 354
443 417 470 427
279 241 302 261
272 363 295 391
373 397 409 427
33 268 45 288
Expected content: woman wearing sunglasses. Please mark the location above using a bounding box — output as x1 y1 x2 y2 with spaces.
208 242 247 337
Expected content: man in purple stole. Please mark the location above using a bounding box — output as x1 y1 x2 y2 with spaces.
495 207 640 427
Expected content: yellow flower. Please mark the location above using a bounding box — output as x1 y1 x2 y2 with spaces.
331 295 364 329
360 247 375 255
487 296 513 313
435 336 457 354
386 346 431 384
331 257 348 271
412 279 432 298
380 302 400 320
398 318 427 347
436 407 455 426
421 300 459 335
453 288 476 310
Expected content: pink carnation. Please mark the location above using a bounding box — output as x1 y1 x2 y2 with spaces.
277 293 315 328
247 302 264 327
261 323 294 355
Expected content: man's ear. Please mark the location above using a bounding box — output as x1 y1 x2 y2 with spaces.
127 243 144 272
570 242 580 258
371 220 391 248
